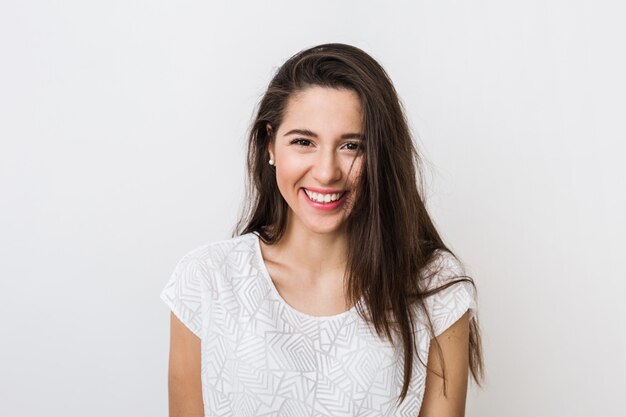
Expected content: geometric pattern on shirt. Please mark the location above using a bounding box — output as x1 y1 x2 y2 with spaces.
160 232 476 416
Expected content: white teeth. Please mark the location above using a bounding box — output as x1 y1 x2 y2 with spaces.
304 189 345 203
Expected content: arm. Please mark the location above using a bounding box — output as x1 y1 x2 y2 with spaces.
167 312 203 417
418 310 471 417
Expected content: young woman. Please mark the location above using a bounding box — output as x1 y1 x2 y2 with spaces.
161 43 483 417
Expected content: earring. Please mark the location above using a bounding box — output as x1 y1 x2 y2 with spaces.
269 154 275 166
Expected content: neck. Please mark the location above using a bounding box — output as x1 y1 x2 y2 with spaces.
273 215 349 277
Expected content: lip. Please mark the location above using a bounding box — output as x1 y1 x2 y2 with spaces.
301 188 349 211
302 186 346 194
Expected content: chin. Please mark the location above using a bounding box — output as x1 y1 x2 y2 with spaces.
288 206 349 236
303 220 347 236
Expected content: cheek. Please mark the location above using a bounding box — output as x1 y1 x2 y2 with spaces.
274 158 305 193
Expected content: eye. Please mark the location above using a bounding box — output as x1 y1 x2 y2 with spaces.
344 142 364 151
291 138 311 147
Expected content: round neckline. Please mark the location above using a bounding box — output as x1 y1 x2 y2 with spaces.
250 231 360 321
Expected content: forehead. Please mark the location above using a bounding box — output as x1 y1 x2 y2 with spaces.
279 86 363 134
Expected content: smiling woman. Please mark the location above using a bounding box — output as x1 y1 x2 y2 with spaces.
160 43 483 417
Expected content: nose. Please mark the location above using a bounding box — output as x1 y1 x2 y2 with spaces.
312 148 343 185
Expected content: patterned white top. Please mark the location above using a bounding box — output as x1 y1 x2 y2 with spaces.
160 232 477 417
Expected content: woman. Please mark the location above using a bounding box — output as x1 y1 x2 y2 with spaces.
161 43 483 416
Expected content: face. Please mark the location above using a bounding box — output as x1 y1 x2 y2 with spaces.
268 86 365 237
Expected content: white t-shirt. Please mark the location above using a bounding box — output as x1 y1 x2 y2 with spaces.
160 231 476 416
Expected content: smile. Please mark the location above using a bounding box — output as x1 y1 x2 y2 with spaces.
303 188 347 203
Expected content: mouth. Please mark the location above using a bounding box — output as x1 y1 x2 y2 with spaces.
302 188 348 204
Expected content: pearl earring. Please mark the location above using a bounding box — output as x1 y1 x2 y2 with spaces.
269 155 274 166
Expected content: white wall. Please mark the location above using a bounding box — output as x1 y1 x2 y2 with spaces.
1 1 624 416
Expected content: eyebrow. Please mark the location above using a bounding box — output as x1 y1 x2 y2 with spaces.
284 129 365 140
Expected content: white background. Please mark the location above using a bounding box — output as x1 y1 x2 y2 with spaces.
1 1 624 416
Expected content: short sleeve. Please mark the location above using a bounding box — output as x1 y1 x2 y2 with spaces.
422 250 478 338
159 248 207 339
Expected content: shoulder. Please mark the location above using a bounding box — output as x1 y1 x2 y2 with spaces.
173 232 258 270
161 236 257 339
160 233 260 321
422 249 467 285
420 249 478 338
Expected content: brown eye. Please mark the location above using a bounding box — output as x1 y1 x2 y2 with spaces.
291 139 311 147
344 142 363 151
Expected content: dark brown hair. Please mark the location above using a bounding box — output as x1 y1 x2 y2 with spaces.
234 43 483 403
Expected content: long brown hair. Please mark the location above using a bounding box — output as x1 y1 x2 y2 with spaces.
233 43 483 403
